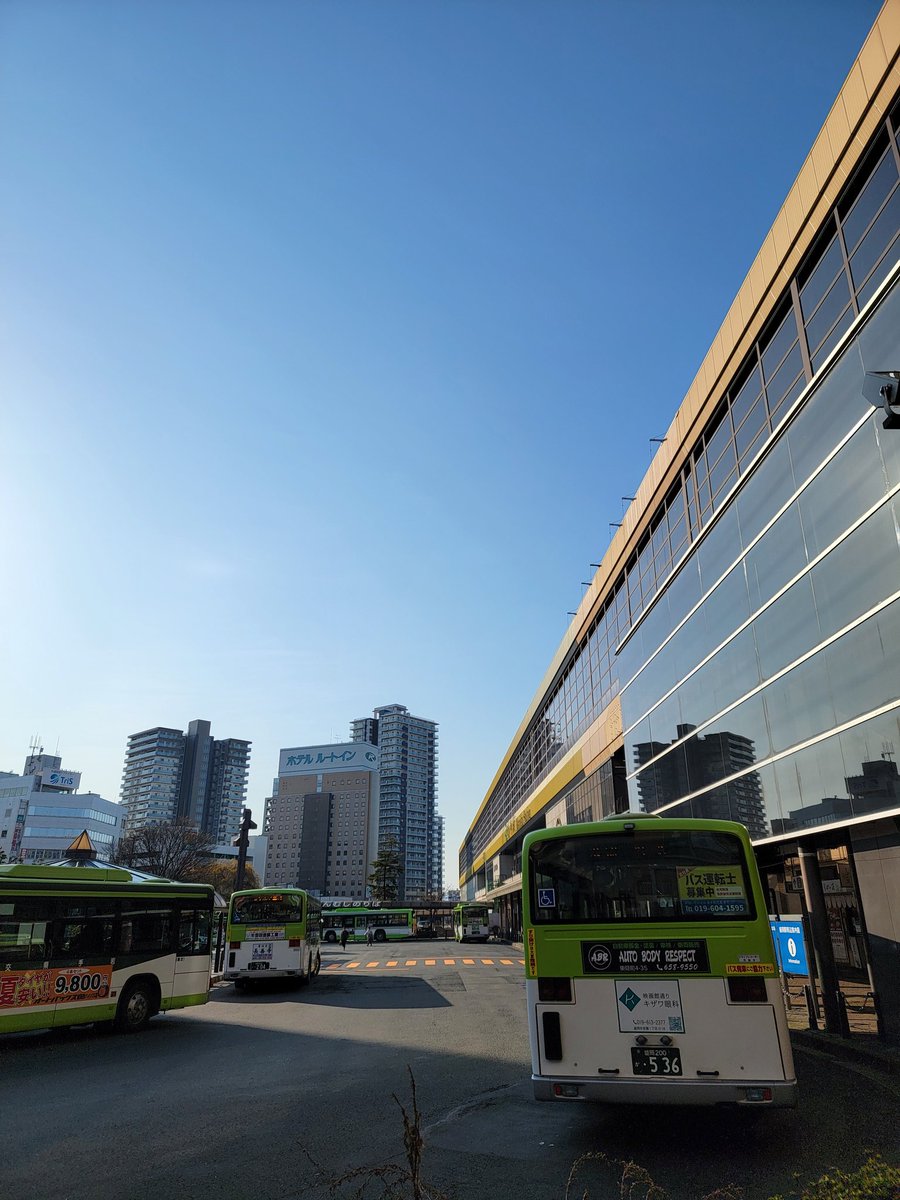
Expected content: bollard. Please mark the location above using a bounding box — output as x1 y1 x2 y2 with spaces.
804 984 819 1030
836 989 851 1038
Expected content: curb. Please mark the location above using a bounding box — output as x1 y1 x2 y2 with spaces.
790 1028 900 1076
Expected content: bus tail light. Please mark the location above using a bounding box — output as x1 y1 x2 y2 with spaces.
553 1083 580 1098
728 977 768 1003
744 1087 772 1103
229 941 241 950
542 1011 563 1061
538 977 572 1002
288 938 302 948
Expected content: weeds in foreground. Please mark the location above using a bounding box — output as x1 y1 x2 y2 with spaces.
304 1070 899 1200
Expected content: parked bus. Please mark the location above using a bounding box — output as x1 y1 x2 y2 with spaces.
0 861 214 1035
453 902 491 943
322 907 413 943
523 815 796 1107
225 888 321 988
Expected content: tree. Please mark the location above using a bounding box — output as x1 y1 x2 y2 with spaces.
189 859 260 900
367 836 402 905
113 820 215 881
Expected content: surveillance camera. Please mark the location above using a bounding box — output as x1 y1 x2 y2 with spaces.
863 371 900 428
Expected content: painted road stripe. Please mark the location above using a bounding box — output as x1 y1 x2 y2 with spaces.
518 959 525 965
481 959 495 964
327 963 342 970
346 962 360 969
386 960 398 967
367 962 378 968
425 959 436 965
500 959 514 965
444 958 456 965
462 958 475 965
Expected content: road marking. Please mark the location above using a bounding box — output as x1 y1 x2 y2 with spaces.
462 958 475 965
518 959 525 965
345 962 360 969
367 962 378 968
386 960 398 967
500 959 514 965
327 963 342 970
444 958 456 964
481 959 495 965
405 960 418 966
425 959 436 965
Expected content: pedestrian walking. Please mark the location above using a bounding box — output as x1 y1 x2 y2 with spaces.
340 926 350 950
365 925 375 947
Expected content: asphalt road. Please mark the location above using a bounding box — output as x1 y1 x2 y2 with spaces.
2 944 899 1200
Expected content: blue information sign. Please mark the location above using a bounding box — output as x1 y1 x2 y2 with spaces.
769 920 809 975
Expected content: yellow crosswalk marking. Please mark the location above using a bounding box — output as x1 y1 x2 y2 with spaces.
425 959 436 965
462 958 475 965
443 958 456 965
346 962 360 969
518 959 525 965
500 959 514 965
367 962 378 968
481 959 495 965
405 960 417 966
327 963 342 970
386 960 398 967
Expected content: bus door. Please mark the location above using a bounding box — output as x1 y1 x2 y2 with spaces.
175 906 213 999
50 900 117 1024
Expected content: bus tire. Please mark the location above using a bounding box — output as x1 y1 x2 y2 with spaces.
234 978 247 991
324 930 337 943
374 928 387 943
313 952 321 976
115 979 157 1034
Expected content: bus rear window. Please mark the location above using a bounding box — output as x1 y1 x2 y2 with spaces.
529 830 755 923
232 895 303 924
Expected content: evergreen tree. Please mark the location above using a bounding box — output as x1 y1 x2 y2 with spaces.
367 836 402 905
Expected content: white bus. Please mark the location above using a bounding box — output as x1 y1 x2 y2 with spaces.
225 888 322 988
453 903 492 943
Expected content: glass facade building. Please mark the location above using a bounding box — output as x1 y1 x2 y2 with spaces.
460 7 900 1043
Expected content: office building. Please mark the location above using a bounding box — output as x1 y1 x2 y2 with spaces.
351 704 440 902
264 742 380 897
0 752 121 862
460 4 900 1043
120 719 250 842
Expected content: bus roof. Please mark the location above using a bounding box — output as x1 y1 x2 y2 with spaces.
0 861 213 895
522 816 753 848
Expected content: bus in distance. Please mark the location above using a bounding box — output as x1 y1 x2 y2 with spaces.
225 888 321 988
1 856 214 1035
523 815 796 1107
321 907 413 942
453 902 491 943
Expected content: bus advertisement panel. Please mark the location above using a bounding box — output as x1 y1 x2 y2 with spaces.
522 815 796 1107
225 888 321 987
0 863 214 1035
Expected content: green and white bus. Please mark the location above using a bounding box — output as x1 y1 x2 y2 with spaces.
0 861 214 1035
523 815 796 1107
322 906 413 943
225 888 322 987
452 902 491 943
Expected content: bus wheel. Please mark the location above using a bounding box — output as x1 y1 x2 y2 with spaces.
324 930 337 943
234 978 247 992
115 981 155 1033
313 952 321 976
374 929 387 943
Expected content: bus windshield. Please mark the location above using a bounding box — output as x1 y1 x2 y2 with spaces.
529 829 755 923
232 894 303 925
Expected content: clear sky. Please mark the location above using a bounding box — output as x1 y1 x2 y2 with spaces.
0 0 882 883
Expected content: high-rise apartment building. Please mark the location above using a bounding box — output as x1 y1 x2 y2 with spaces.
120 719 250 842
263 742 379 897
350 704 440 902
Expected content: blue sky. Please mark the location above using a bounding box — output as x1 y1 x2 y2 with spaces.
0 0 881 881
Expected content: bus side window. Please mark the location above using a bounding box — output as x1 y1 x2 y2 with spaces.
58 904 115 960
178 909 211 955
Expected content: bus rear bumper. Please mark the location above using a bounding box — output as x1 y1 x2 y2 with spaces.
532 1075 797 1107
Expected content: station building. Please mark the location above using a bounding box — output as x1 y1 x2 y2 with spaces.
460 2 900 1042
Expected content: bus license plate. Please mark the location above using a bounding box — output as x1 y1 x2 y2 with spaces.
631 1047 682 1076
248 961 269 971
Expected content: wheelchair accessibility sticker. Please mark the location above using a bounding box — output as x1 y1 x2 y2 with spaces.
537 888 556 908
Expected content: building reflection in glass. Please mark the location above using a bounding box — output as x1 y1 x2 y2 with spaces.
771 754 900 833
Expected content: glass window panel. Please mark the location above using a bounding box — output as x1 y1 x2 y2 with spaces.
799 232 843 320
764 342 804 414
855 237 900 310
787 345 869 485
753 574 819 682
811 305 855 374
669 513 687 557
798 420 885 560
702 561 751 652
849 186 900 294
763 655 837 755
697 504 740 591
676 661 707 735
761 309 799 383
841 148 899 256
735 436 796 548
648 689 681 752
768 372 807 432
704 411 733 475
734 394 768 458
709 446 737 502
826 598 900 727
805 271 853 356
838 708 900 819
702 693 772 774
708 627 760 717
771 736 849 832
745 503 807 612
857 245 900 376
730 364 764 434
